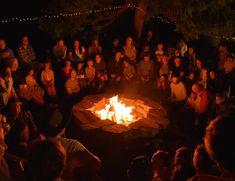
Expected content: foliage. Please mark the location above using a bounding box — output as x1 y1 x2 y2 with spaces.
39 0 235 42
148 0 235 42
38 0 128 39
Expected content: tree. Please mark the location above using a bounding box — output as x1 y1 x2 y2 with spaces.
39 0 235 42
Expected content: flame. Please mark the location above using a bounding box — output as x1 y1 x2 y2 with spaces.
94 96 135 126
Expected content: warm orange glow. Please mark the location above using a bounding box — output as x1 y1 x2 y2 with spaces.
89 95 151 127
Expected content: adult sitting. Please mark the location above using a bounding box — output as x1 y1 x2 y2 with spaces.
17 35 40 71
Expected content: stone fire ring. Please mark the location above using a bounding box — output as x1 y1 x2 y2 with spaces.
72 93 169 135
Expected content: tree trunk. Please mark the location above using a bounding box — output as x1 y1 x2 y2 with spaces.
134 0 148 40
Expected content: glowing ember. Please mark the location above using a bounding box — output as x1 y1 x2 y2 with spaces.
88 95 151 126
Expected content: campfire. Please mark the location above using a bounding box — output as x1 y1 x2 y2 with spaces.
88 95 151 127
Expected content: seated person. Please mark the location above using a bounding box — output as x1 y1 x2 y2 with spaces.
0 66 18 108
62 60 73 80
17 35 40 70
65 69 80 97
19 68 45 105
88 39 102 59
85 59 96 88
137 53 154 83
170 74 187 102
52 39 67 62
94 54 108 90
122 60 136 82
76 62 87 89
41 60 57 98
107 51 123 83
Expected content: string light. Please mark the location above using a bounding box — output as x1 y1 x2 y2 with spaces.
0 4 133 24
151 15 172 24
0 3 173 26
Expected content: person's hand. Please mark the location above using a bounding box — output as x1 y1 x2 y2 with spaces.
8 77 13 87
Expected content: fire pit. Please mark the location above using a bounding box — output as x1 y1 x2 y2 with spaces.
72 94 169 134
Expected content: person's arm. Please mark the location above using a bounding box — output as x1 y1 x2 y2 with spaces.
29 46 36 61
40 71 47 86
199 92 209 114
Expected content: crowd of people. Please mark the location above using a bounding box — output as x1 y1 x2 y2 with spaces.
0 29 235 180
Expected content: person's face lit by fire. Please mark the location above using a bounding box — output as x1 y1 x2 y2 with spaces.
209 71 216 79
73 40 80 48
0 40 6 50
22 36 29 47
172 77 179 84
95 55 101 63
70 70 77 79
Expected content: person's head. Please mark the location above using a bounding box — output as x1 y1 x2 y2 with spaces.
171 74 179 84
193 144 215 174
147 30 153 38
70 69 77 79
188 47 194 55
174 49 180 56
4 66 12 78
226 55 234 62
28 68 35 76
115 51 122 60
126 36 133 46
209 70 216 79
57 39 64 47
159 74 168 83
73 39 80 48
77 62 83 70
21 35 29 46
127 155 153 181
196 59 202 69
174 147 193 166
157 42 164 50
28 138 66 181
151 150 171 176
9 58 19 72
112 38 120 47
66 50 73 58
189 72 195 80
143 53 150 61
143 44 150 51
65 60 71 67
92 39 99 47
218 44 227 53
44 59 52 70
215 92 227 105
174 57 181 67
95 54 102 63
204 115 235 178
87 59 94 67
192 83 204 95
0 39 6 50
